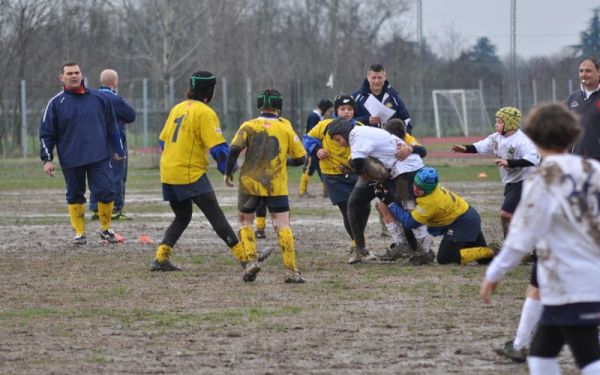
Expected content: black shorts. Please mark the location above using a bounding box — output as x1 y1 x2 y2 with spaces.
322 174 358 205
162 173 213 202
386 170 417 204
501 181 523 214
238 193 289 213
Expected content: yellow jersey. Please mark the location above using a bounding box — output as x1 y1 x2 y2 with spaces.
231 116 306 196
307 118 363 175
159 100 226 184
404 133 420 146
411 185 469 227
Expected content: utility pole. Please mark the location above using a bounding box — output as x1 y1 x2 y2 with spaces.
509 0 517 103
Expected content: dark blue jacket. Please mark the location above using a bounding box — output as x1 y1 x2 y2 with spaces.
39 87 124 168
99 87 136 150
352 79 412 132
305 110 322 133
567 87 600 161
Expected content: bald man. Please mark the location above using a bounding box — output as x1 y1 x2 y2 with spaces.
90 69 136 220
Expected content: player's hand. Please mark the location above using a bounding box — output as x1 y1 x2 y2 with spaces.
224 174 234 187
339 165 352 175
43 161 55 177
374 183 392 204
316 148 329 160
369 116 381 126
113 153 124 161
451 145 466 153
495 159 508 167
480 279 498 304
395 143 413 160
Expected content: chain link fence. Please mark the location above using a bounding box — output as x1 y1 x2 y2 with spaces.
0 76 577 159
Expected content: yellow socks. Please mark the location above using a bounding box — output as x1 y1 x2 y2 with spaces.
97 201 114 231
299 171 309 195
277 227 297 272
155 244 172 263
238 225 257 261
67 203 86 236
230 242 248 263
255 216 266 232
459 247 494 265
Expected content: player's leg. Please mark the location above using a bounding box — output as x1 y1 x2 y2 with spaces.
111 157 128 220
269 197 304 283
501 181 523 238
237 193 262 282
254 199 267 239
347 177 375 263
87 159 118 243
322 174 357 255
527 324 564 375
191 191 255 269
374 201 412 261
299 156 311 196
63 166 87 244
150 198 192 271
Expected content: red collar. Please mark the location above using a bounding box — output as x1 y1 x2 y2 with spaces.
63 84 86 94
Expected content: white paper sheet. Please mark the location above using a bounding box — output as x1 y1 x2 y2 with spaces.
363 94 396 124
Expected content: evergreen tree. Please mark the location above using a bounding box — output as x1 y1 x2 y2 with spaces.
576 7 600 57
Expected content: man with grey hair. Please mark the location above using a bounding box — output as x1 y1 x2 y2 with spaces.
90 69 136 220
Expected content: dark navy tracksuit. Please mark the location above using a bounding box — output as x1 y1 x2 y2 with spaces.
567 87 600 161
39 86 124 204
89 87 136 212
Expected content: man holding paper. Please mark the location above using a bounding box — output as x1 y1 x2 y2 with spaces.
352 64 413 134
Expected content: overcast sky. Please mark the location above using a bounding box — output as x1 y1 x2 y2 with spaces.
418 0 600 58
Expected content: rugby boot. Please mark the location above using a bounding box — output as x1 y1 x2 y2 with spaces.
494 340 527 363
242 261 261 283
73 234 87 245
379 242 413 261
363 250 379 261
348 246 368 264
112 212 132 221
150 259 181 272
409 250 436 265
100 229 119 244
257 247 273 263
284 270 306 284
255 229 266 239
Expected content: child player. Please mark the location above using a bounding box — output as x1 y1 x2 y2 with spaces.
480 103 600 374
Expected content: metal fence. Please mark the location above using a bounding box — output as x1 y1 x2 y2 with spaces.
0 76 576 158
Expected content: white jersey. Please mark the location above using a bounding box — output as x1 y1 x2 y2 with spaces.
473 130 540 184
348 126 424 178
486 154 600 306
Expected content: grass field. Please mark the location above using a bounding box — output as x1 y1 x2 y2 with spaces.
0 146 579 374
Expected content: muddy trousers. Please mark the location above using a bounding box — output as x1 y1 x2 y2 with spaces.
347 177 375 249
529 325 600 371
336 201 353 240
162 191 239 249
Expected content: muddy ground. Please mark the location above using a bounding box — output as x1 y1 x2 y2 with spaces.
0 174 579 374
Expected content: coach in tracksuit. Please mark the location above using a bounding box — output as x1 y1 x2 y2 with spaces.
567 57 600 162
89 69 136 220
40 62 124 245
352 64 413 133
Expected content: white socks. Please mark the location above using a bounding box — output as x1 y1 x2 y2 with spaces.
514 297 543 350
582 360 600 375
386 222 406 245
528 357 560 375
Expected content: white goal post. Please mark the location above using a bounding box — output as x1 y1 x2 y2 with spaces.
432 89 491 137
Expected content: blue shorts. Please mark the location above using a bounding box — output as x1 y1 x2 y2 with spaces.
238 194 289 213
541 302 600 326
322 174 358 205
501 181 523 214
62 158 115 204
162 173 213 202
430 206 482 242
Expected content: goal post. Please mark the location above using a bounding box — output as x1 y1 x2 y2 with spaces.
432 89 491 137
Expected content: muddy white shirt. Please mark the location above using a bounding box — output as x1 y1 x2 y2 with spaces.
486 154 600 306
348 126 423 178
473 130 540 184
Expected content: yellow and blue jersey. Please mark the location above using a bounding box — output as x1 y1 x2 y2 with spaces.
231 116 306 196
159 100 225 184
306 118 363 175
411 185 469 226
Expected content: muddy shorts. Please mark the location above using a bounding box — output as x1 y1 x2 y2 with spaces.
238 194 289 213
